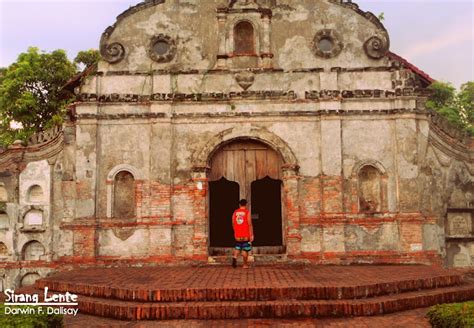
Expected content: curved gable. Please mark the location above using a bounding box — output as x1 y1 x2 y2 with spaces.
98 0 391 72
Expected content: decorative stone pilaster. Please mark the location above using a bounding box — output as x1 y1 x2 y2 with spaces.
216 13 228 69
282 164 301 256
260 12 273 69
192 167 209 258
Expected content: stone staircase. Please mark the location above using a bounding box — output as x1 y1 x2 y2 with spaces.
32 265 474 321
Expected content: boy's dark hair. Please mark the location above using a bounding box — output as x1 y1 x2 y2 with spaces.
239 199 247 206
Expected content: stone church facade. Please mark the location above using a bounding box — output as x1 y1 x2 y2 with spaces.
0 0 472 289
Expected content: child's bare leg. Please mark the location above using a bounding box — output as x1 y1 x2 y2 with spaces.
232 249 240 268
242 251 249 268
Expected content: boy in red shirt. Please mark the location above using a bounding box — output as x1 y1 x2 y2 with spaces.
232 199 254 269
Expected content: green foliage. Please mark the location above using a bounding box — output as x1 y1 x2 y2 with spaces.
378 12 385 21
426 81 474 134
459 81 474 134
74 49 100 69
427 301 474 328
0 47 76 146
0 304 63 328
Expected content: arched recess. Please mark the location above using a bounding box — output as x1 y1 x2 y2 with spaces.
22 240 45 261
0 212 8 229
27 185 44 203
0 242 8 257
106 164 142 218
0 186 7 202
0 185 8 229
20 273 41 287
234 20 256 55
113 171 136 218
353 161 388 213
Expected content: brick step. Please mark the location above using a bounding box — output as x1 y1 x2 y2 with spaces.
42 283 474 320
36 273 463 303
208 254 292 265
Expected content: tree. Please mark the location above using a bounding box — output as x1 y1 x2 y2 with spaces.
74 49 100 69
0 47 76 146
426 81 474 134
458 82 474 134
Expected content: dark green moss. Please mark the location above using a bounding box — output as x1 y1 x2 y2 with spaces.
0 304 63 328
427 301 474 328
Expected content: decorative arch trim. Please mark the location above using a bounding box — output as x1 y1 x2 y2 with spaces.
192 126 298 171
107 164 143 182
352 160 387 176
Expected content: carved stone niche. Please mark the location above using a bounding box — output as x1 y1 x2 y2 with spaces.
20 207 46 232
445 209 474 268
22 241 45 261
0 242 8 258
312 29 344 59
446 210 473 237
148 34 177 63
216 0 273 69
0 210 8 230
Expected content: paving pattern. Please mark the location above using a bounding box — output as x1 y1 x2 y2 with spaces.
31 264 473 321
65 308 431 327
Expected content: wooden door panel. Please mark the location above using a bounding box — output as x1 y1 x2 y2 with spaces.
251 177 283 246
209 178 240 247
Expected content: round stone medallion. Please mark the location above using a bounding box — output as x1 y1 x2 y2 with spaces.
148 34 177 63
312 29 343 58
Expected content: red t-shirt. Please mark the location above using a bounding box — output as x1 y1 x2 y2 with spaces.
232 208 251 240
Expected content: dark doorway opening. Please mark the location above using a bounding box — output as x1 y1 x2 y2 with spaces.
208 139 285 256
251 176 283 247
209 177 239 247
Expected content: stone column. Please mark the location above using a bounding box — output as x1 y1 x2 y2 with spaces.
282 165 301 257
191 168 209 260
216 13 228 69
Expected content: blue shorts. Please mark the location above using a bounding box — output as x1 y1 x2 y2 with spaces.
235 241 252 252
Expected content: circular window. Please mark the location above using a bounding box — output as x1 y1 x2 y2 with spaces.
153 41 171 56
318 38 334 52
312 29 343 58
148 34 177 63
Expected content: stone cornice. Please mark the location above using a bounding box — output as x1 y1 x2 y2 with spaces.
77 88 429 104
74 108 429 121
98 66 394 76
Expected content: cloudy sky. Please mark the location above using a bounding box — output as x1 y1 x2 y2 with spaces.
0 0 472 88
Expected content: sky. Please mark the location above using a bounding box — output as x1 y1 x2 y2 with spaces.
0 0 473 88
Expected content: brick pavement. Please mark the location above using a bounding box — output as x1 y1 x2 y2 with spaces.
32 264 473 321
37 264 463 302
64 308 431 327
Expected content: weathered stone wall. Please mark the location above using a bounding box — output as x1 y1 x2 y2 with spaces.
0 0 472 289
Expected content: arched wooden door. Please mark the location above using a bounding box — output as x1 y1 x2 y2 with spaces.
208 139 284 254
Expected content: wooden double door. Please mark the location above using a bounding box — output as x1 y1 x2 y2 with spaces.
208 140 284 252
